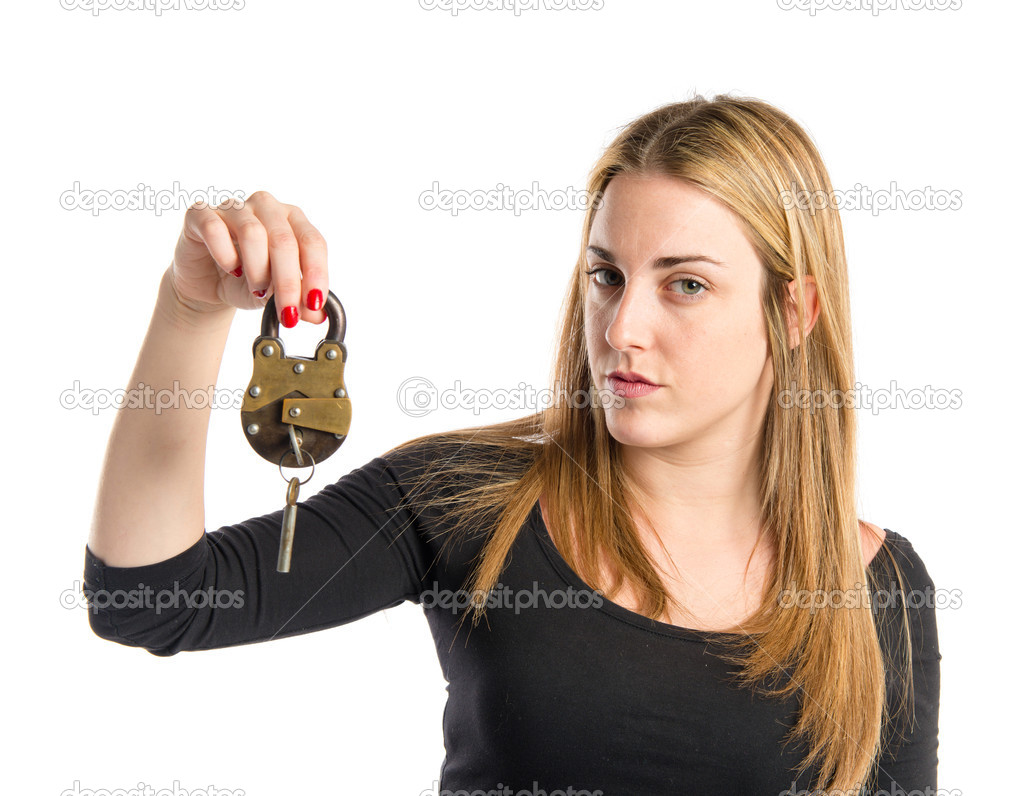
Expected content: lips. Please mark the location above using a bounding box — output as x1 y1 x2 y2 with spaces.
607 374 661 399
609 370 656 386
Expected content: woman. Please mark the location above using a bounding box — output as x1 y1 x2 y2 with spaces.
85 95 940 795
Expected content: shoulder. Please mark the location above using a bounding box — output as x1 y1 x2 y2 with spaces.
866 526 938 596
867 526 942 777
372 435 538 512
863 525 942 658
858 519 886 566
861 522 938 597
860 523 943 631
382 435 537 471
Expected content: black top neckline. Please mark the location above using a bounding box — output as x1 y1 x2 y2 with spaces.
527 498 893 644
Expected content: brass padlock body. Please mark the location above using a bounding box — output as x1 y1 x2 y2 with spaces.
240 293 352 465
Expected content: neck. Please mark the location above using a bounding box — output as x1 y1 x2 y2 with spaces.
620 430 766 555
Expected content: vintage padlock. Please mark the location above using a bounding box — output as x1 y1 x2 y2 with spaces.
240 291 353 467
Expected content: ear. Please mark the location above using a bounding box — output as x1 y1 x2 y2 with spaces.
785 275 820 349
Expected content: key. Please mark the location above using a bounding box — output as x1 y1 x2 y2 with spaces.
277 476 301 573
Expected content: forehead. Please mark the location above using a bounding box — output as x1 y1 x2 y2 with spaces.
588 173 758 270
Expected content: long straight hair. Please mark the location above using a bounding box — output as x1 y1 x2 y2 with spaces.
384 94 912 793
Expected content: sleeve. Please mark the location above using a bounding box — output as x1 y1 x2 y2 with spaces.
866 529 942 794
82 442 441 657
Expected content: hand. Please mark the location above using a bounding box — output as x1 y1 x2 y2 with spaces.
168 190 328 327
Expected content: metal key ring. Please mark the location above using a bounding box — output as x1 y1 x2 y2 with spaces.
278 448 316 485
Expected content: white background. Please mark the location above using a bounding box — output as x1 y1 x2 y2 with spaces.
2 0 1017 794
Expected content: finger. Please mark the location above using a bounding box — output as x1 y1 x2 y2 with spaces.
182 204 239 276
286 205 329 324
219 200 270 294
250 194 302 329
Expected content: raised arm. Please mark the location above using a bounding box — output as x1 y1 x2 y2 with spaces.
87 191 329 567
84 192 448 657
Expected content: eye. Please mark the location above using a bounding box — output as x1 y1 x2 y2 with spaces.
583 267 623 288
583 267 709 303
668 277 708 298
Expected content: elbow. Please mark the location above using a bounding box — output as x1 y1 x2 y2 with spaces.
85 609 174 657
81 546 209 656
85 598 188 657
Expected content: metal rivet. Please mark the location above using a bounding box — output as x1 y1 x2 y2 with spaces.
335 388 346 398
289 407 301 417
249 385 261 397
334 434 344 439
246 424 260 435
293 363 305 374
261 345 275 357
326 349 337 360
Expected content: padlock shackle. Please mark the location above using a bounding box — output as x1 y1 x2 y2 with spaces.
260 290 346 342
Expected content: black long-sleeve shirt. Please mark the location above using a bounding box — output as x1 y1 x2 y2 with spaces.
83 440 940 794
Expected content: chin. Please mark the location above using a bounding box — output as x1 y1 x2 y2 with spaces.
604 414 677 448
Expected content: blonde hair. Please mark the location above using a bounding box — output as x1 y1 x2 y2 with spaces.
384 94 913 793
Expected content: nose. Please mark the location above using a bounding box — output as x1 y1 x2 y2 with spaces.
603 279 653 351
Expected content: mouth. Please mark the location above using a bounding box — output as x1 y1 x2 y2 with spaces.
606 370 661 399
608 370 656 386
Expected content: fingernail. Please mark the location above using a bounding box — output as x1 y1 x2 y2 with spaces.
231 266 244 278
252 289 267 298
306 289 323 311
281 305 299 328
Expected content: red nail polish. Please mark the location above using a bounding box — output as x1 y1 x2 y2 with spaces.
252 289 267 298
306 289 323 311
281 305 299 328
231 266 243 278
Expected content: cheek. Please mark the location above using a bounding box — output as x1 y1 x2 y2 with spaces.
668 315 769 387
583 303 607 349
736 307 770 357
704 316 771 381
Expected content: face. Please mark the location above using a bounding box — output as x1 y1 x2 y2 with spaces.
583 172 775 456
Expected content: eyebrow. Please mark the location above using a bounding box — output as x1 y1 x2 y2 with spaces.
586 245 727 270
